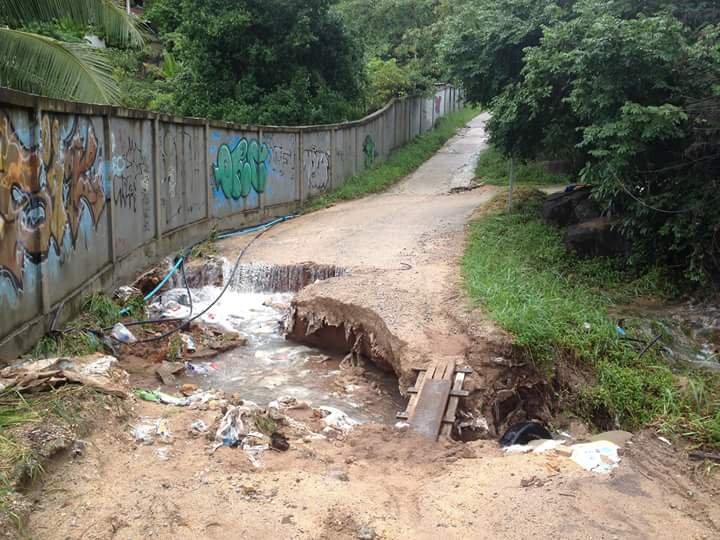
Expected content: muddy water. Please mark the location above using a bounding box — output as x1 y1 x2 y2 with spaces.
165 285 404 423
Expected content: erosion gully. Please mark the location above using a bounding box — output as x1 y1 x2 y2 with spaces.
152 260 405 423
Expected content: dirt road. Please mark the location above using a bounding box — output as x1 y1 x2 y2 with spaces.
26 115 720 539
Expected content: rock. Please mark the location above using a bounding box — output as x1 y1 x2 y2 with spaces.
180 383 198 396
542 186 598 227
520 475 545 488
357 525 377 540
564 217 626 257
589 430 633 447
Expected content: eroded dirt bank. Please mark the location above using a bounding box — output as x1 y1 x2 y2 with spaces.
24 114 720 539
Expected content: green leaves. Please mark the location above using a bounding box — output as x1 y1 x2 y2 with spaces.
0 28 120 103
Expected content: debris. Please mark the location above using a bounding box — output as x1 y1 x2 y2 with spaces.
357 525 376 540
180 333 197 353
154 447 172 461
394 421 410 432
688 451 720 463
589 430 633 447
156 419 173 444
185 361 219 376
271 432 290 451
157 391 190 406
658 436 672 446
131 421 157 445
190 420 208 436
528 439 566 453
520 475 546 488
328 469 350 482
134 388 160 402
499 421 553 447
71 440 86 458
110 322 137 344
0 354 129 397
155 361 185 385
180 383 198 396
318 406 358 434
570 441 620 473
114 285 142 303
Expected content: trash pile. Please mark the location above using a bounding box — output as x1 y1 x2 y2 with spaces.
500 421 630 474
130 388 361 467
0 353 129 397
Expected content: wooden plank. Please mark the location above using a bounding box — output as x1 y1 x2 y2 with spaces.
440 370 468 438
408 378 452 439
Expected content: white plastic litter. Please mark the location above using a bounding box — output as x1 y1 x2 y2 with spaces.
180 333 197 353
570 441 620 473
80 355 117 376
531 439 566 454
131 419 159 445
318 406 358 434
503 444 534 455
110 322 137 344
190 419 208 435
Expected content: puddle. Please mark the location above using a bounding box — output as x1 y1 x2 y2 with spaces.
614 299 720 371
155 283 403 424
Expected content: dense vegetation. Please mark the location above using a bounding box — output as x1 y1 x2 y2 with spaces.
443 0 720 285
464 190 720 446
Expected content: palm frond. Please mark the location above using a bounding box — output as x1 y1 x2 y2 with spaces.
2 0 145 48
0 28 119 104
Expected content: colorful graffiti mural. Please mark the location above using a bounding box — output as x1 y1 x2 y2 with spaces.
0 111 105 293
213 138 270 200
363 135 376 169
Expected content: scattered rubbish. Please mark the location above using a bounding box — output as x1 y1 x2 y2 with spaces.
499 421 553 447
155 361 185 385
270 431 289 451
190 420 208 436
570 441 620 473
131 421 157 445
134 388 160 402
114 285 142 303
520 475 546 488
528 439 566 453
180 333 197 353
357 525 377 540
616 326 626 336
0 354 129 397
216 406 247 447
157 390 188 406
658 436 672 446
110 322 137 344
71 440 86 458
589 430 633 447
394 421 410 432
156 419 173 444
688 451 720 463
185 361 219 376
583 322 592 331
318 406 358 434
154 447 172 461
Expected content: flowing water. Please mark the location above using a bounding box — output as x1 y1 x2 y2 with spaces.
156 262 403 423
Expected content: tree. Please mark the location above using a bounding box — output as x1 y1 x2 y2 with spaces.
0 0 145 103
145 0 365 125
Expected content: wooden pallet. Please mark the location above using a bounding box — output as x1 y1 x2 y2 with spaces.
397 359 472 440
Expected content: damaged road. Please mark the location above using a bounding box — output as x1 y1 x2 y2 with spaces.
20 114 720 539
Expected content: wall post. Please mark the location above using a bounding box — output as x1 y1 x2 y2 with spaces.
104 113 117 266
330 127 336 188
34 104 51 316
258 127 265 212
297 130 304 204
204 121 211 220
153 116 162 240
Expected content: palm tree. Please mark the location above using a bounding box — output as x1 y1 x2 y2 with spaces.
0 0 145 104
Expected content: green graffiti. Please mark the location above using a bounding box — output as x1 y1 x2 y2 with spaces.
213 138 270 199
363 135 376 169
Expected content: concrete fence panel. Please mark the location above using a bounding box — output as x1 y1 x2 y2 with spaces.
0 85 462 357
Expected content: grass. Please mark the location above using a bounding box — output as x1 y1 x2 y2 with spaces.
463 189 720 447
475 145 572 186
303 106 481 211
30 292 145 359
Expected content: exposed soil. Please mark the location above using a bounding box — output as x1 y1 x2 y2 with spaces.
21 114 720 538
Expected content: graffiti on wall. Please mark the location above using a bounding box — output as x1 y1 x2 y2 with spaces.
112 137 152 233
213 138 270 200
303 146 330 191
0 111 105 293
363 135 376 169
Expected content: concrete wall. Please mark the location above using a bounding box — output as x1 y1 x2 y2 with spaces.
0 85 463 358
